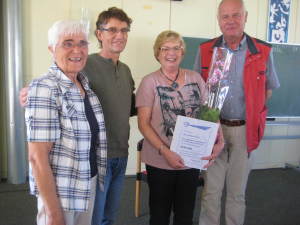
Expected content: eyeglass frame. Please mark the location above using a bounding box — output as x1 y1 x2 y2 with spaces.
99 27 130 35
60 40 89 49
159 45 183 53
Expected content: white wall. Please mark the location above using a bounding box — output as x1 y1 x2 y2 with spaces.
253 118 300 169
23 0 300 174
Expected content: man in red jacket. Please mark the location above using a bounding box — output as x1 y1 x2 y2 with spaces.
193 1 280 225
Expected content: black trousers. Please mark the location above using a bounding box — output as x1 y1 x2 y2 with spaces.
146 165 200 225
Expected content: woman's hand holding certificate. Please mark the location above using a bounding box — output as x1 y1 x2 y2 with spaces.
170 116 220 170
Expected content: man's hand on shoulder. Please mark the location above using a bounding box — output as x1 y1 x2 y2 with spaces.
19 87 29 107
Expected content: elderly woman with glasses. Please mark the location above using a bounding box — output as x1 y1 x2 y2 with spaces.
25 20 107 225
136 30 224 225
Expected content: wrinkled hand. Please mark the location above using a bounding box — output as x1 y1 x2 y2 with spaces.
162 148 185 169
201 141 224 168
47 217 65 225
46 210 65 225
201 125 225 168
19 87 29 107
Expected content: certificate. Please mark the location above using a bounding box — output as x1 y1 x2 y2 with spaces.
170 115 219 170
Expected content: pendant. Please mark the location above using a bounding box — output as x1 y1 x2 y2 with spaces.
171 82 179 89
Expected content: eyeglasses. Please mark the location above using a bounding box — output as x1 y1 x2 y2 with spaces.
61 40 89 49
99 27 130 35
160 46 183 53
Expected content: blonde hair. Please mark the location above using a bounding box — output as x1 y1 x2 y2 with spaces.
153 30 186 61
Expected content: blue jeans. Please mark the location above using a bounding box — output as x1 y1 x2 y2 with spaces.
92 157 128 225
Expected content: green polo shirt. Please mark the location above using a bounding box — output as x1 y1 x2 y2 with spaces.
84 53 135 158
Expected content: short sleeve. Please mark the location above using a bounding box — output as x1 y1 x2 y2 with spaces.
128 66 136 91
25 80 60 142
196 73 208 105
136 75 156 108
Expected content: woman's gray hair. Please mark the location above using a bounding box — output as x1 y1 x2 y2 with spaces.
48 20 89 48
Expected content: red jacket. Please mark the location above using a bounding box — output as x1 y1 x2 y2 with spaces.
199 34 272 152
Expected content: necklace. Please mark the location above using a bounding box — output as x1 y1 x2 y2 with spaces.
160 68 180 89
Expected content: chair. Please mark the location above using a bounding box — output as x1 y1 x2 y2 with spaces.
134 139 205 217
135 139 146 217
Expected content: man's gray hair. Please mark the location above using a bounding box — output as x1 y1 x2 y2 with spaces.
218 0 246 12
48 20 89 48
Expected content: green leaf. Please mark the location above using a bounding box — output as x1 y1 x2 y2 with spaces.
196 105 220 122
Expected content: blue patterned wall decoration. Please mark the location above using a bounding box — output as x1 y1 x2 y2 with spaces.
268 0 291 43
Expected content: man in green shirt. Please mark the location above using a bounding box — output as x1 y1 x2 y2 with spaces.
85 7 135 225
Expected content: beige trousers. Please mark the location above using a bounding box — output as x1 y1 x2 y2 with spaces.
36 175 97 225
199 125 253 225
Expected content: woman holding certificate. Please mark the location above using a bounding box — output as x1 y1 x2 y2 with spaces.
136 30 224 225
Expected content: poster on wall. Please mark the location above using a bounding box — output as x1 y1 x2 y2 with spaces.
267 0 291 43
